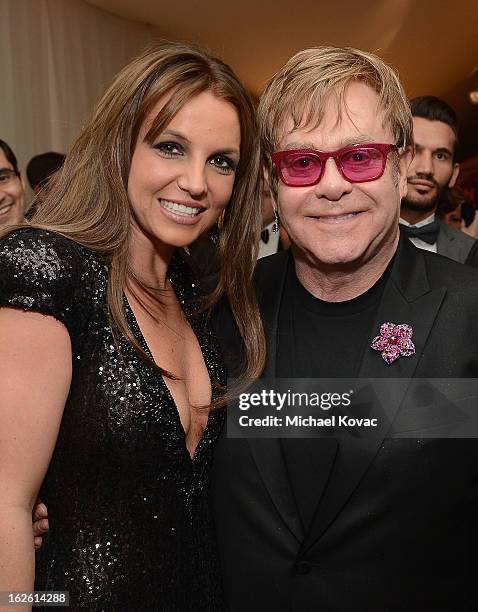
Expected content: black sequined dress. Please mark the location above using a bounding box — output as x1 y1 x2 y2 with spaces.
0 229 226 611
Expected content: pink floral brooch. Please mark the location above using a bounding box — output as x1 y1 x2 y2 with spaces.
371 322 416 365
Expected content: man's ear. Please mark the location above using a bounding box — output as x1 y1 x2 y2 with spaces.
263 166 279 213
448 162 460 188
398 146 413 200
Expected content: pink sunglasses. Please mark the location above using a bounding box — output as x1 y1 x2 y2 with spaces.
272 143 398 187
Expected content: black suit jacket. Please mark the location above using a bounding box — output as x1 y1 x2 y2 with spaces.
436 219 476 263
211 239 478 612
466 238 478 267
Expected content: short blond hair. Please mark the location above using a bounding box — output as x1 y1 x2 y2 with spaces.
258 46 413 195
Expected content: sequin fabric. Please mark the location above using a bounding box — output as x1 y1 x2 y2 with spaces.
0 229 226 611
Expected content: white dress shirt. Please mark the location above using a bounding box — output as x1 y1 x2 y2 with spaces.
399 213 437 253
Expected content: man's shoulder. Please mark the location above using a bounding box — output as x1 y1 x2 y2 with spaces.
438 219 476 247
414 242 478 293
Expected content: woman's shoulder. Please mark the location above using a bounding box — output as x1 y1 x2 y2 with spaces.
0 227 107 282
1 227 97 266
0 227 108 334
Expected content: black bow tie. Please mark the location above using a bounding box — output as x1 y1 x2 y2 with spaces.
261 228 270 244
400 220 440 244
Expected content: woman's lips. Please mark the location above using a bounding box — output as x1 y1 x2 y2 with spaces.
158 198 206 225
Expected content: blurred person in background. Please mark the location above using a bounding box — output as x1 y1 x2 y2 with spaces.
400 96 476 262
0 139 25 226
26 151 65 195
436 185 475 231
25 151 65 219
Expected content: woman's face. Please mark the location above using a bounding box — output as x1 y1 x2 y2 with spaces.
127 90 241 255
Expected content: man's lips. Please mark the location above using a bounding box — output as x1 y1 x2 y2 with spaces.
408 178 436 190
306 211 365 224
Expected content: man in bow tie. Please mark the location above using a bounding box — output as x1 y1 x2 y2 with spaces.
400 96 476 263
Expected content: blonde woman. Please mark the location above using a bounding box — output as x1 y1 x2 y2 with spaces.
0 42 264 610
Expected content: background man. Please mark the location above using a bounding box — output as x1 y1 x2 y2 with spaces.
0 139 25 226
212 48 478 611
25 151 65 219
26 151 65 195
400 96 476 263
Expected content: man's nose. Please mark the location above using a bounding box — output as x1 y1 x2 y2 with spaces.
177 161 208 198
412 149 433 176
313 158 353 201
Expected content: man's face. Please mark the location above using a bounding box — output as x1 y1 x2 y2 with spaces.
0 149 25 225
403 117 459 214
274 81 409 267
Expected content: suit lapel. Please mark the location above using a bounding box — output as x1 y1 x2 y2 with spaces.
437 219 474 264
302 239 447 551
247 252 304 541
436 219 458 261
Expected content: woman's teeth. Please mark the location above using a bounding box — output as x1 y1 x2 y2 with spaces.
159 199 201 216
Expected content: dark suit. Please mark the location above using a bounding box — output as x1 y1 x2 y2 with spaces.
436 219 476 263
211 239 478 611
465 238 478 267
400 218 476 263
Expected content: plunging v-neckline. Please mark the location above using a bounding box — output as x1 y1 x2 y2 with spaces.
123 277 214 462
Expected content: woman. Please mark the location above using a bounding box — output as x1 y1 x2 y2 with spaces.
0 42 264 610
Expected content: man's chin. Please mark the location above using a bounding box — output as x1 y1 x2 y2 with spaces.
401 196 437 213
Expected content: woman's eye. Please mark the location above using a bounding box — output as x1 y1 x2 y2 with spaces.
210 156 235 174
154 142 183 157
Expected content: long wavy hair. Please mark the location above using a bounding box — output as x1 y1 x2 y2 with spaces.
2 41 266 381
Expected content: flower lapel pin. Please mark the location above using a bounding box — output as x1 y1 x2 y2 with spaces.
371 322 416 365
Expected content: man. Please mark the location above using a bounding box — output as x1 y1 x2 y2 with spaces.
0 139 25 226
400 96 476 263
212 48 478 611
25 151 65 219
33 48 478 610
26 151 65 195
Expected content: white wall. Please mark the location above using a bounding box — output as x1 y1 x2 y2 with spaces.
0 0 153 181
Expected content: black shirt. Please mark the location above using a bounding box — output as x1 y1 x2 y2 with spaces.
277 257 393 530
277 259 392 379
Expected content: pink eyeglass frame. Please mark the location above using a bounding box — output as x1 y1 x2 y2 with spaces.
271 143 398 187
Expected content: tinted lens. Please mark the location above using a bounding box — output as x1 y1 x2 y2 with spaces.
340 147 385 181
280 153 322 185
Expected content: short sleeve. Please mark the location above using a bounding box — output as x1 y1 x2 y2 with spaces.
0 228 84 336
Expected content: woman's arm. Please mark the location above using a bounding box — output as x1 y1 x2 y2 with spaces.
0 308 71 608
